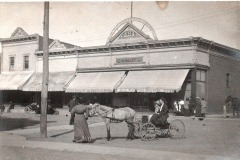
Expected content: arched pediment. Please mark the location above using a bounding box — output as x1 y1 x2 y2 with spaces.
107 17 158 45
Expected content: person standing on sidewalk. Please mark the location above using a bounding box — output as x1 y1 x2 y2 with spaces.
201 98 207 117
195 97 202 117
70 98 91 143
184 97 190 116
68 95 79 112
189 97 195 116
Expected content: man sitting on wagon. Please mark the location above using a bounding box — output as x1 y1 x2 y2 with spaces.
150 97 169 127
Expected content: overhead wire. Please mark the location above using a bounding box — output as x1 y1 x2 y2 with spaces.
52 6 240 44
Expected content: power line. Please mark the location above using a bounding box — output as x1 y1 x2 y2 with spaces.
47 6 240 44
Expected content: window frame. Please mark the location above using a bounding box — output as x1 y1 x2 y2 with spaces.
9 56 15 71
196 70 206 82
23 55 30 70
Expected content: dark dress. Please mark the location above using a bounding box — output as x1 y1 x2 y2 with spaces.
195 98 202 117
68 99 79 112
150 103 169 126
70 104 91 143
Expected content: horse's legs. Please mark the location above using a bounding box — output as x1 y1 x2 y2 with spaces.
105 119 111 141
126 121 134 140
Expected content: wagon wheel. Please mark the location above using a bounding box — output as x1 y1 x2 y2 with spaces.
169 119 185 139
24 106 31 114
141 122 156 141
133 122 142 138
156 128 169 137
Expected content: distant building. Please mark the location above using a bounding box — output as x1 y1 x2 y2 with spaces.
1 18 240 114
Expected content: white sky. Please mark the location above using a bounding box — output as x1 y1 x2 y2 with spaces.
0 1 240 50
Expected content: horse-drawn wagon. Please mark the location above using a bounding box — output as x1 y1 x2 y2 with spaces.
132 116 185 140
88 103 185 141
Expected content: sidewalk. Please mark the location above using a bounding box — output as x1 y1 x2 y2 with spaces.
1 112 240 160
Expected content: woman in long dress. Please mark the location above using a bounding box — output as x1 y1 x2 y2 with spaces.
70 104 91 143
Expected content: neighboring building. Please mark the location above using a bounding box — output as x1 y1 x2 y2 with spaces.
1 18 240 114
0 27 78 107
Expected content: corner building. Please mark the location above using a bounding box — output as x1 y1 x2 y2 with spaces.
1 18 240 114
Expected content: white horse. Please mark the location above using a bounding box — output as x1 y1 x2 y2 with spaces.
88 103 136 141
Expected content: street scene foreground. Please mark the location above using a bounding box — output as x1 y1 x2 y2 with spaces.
0 112 240 160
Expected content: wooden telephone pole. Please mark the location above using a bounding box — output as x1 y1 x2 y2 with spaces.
40 1 49 138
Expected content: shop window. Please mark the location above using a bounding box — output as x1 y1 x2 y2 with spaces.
9 56 15 71
226 73 230 88
196 70 206 82
23 55 29 70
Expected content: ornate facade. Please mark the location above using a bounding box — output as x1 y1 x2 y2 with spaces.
1 18 240 114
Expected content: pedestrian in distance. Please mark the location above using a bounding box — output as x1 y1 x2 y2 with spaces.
70 97 91 143
184 97 191 116
0 104 5 116
195 97 202 117
201 98 207 117
7 101 15 113
68 95 79 113
189 96 195 116
178 98 185 116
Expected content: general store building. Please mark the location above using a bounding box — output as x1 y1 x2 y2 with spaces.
1 17 240 114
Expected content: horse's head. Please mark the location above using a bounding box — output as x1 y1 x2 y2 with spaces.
88 103 100 117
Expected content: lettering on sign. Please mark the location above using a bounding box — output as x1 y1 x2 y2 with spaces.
119 30 139 39
116 57 144 64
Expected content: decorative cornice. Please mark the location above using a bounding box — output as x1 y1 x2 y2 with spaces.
34 37 240 60
0 34 38 44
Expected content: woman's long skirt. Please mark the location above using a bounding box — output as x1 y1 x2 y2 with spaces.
74 113 91 142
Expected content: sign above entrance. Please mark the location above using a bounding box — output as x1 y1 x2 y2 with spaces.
115 57 144 64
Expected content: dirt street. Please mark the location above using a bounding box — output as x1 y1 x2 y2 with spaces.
1 113 240 159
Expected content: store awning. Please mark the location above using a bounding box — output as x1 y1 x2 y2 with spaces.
66 71 126 93
0 72 33 90
116 69 189 93
22 72 75 91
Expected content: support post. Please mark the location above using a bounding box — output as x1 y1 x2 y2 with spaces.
40 1 49 138
191 67 197 115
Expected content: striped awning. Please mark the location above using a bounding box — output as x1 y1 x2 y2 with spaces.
66 71 126 93
22 72 75 91
116 69 189 93
0 72 33 90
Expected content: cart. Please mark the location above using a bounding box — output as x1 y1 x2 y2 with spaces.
132 115 185 141
24 103 59 115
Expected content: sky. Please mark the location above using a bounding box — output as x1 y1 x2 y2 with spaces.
0 1 240 50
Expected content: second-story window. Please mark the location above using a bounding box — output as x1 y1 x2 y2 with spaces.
196 70 206 82
9 57 15 71
23 55 29 70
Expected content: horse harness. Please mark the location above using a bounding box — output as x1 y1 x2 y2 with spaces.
96 105 124 123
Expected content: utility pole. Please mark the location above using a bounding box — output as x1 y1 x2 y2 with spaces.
130 1 133 23
40 1 49 138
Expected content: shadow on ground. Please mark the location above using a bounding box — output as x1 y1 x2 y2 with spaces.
0 117 55 131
